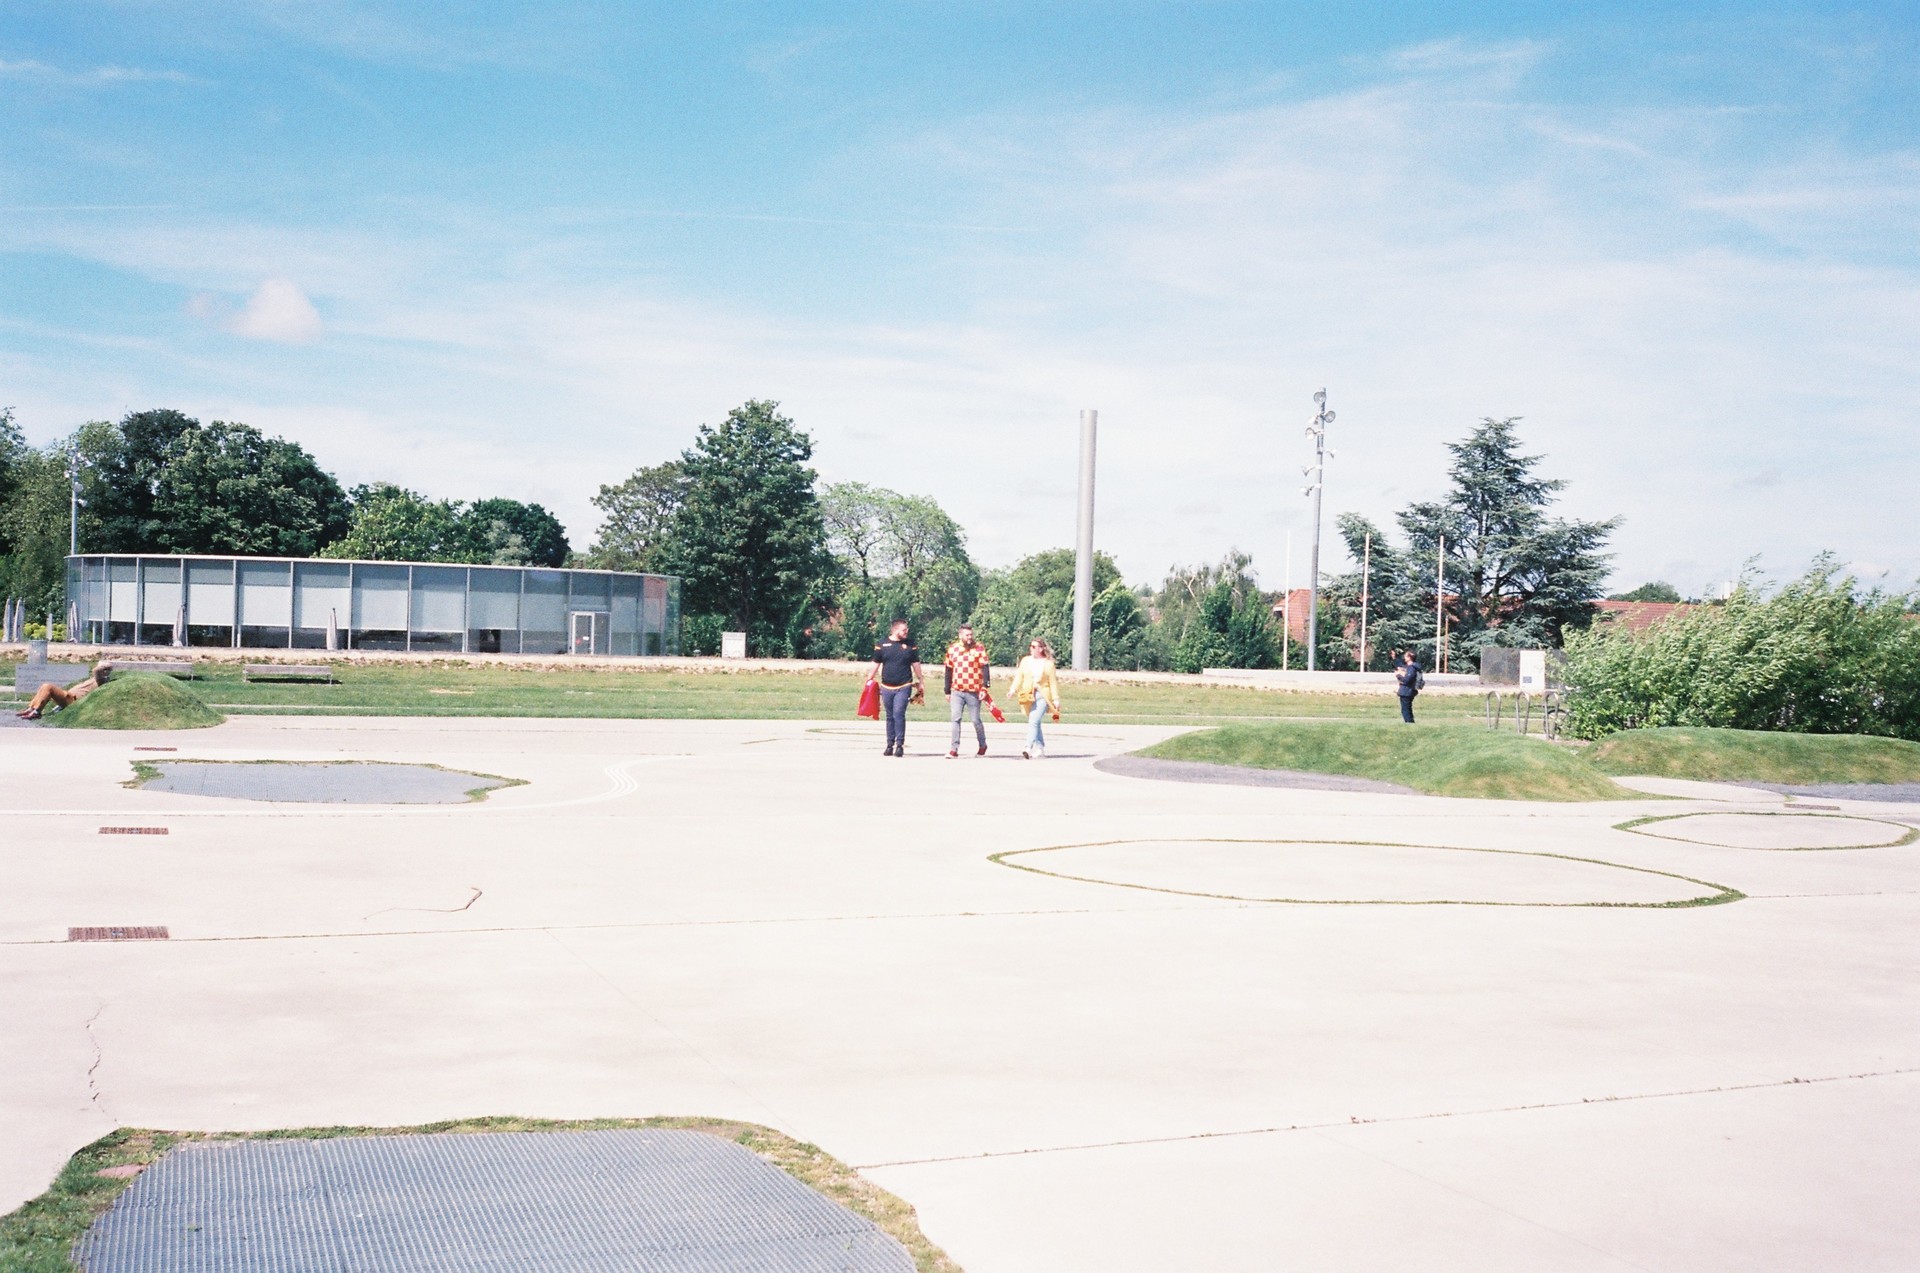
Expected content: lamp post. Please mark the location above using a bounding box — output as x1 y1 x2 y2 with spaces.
1302 390 1335 672
68 444 81 557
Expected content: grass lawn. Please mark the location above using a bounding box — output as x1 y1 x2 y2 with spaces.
0 1118 961 1273
3 659 1479 726
1586 727 1920 785
1139 720 1631 801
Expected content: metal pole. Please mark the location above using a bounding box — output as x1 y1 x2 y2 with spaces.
1304 390 1333 672
1359 531 1371 672
68 446 79 557
1072 408 1098 671
1282 531 1291 671
1435 532 1445 671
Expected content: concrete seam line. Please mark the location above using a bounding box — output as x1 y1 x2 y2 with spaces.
853 1066 1920 1169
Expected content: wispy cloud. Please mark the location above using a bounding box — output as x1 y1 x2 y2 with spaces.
187 280 324 344
0 58 200 87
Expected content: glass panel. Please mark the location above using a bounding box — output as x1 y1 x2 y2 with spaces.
352 564 409 631
664 577 681 654
141 559 183 631
109 558 138 624
293 562 350 630
187 560 235 626
610 575 641 656
240 625 291 648
410 566 467 633
468 568 521 628
567 571 611 612
521 570 565 655
237 560 293 628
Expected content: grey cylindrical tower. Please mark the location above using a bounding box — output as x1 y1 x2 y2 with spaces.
1072 409 1098 671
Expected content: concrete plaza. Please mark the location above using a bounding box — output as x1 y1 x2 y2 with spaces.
3 714 1918 1271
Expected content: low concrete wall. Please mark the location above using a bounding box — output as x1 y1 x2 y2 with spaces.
1201 668 1486 696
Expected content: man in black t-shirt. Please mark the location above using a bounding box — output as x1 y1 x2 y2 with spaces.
868 619 923 757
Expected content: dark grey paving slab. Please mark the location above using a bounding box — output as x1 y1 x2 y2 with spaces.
1740 781 1920 804
140 761 506 804
1094 753 1418 795
79 1130 915 1272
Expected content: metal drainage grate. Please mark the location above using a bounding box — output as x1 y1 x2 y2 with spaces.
99 826 170 836
68 926 171 942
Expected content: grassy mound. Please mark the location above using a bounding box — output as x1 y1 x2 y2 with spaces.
43 672 224 731
1586 727 1920 785
1139 721 1629 801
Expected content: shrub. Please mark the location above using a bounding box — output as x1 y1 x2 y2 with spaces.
1562 561 1920 740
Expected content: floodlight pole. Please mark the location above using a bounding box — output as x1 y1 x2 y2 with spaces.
68 445 80 557
1435 532 1446 671
1071 408 1097 672
1282 530 1292 671
1359 531 1372 672
1303 391 1334 672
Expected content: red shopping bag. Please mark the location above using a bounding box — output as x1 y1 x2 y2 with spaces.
981 691 1007 724
856 680 880 720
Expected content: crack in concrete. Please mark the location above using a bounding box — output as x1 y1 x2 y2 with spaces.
82 1001 110 1117
361 886 483 921
854 1065 1920 1169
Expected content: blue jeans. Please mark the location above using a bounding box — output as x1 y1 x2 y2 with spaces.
880 686 913 748
1399 692 1415 723
950 691 984 749
1026 698 1050 750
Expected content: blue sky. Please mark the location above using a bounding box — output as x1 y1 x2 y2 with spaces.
3 2 1916 595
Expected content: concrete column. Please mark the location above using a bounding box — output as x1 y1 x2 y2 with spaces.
1072 408 1098 672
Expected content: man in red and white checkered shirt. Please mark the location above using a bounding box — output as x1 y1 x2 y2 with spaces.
943 624 991 758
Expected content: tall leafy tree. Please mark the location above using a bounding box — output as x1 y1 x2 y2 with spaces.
1334 418 1616 666
663 400 832 649
586 461 688 572
151 421 351 555
462 498 569 567
85 408 198 551
821 481 979 654
321 484 466 561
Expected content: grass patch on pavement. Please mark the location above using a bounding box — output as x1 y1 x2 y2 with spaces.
0 1117 962 1273
1585 727 1920 785
5 658 1480 725
1139 721 1631 801
40 672 224 731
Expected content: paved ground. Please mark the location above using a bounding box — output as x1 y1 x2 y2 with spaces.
4 715 1919 1271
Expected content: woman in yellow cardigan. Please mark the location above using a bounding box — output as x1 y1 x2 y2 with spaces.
1006 637 1062 759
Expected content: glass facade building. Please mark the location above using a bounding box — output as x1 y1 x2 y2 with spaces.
67 554 681 656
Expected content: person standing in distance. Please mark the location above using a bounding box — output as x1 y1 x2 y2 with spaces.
1008 637 1062 759
868 619 923 757
944 623 991 759
1395 648 1423 723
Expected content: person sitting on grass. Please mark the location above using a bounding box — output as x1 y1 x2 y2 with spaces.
16 662 113 720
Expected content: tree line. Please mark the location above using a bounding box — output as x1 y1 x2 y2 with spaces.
0 407 571 622
2 400 1622 669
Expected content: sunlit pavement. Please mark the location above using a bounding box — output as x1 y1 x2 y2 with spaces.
4 716 1918 1271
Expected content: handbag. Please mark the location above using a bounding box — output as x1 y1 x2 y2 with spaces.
856 681 880 719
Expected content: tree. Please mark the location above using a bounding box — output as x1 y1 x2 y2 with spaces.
0 428 75 615
964 548 1146 669
1334 419 1616 667
820 481 979 656
86 408 198 551
150 421 351 555
462 498 569 567
663 400 832 650
321 484 466 561
586 461 687 572
1608 581 1683 603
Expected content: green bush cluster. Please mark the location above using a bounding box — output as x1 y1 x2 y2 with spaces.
1562 562 1920 740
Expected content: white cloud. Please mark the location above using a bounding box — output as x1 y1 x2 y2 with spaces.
227 279 324 344
0 58 198 86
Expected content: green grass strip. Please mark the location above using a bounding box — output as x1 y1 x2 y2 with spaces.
1138 721 1632 801
1586 727 1920 785
990 838 1742 908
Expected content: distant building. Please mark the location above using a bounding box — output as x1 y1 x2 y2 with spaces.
1593 599 1692 632
67 553 680 656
